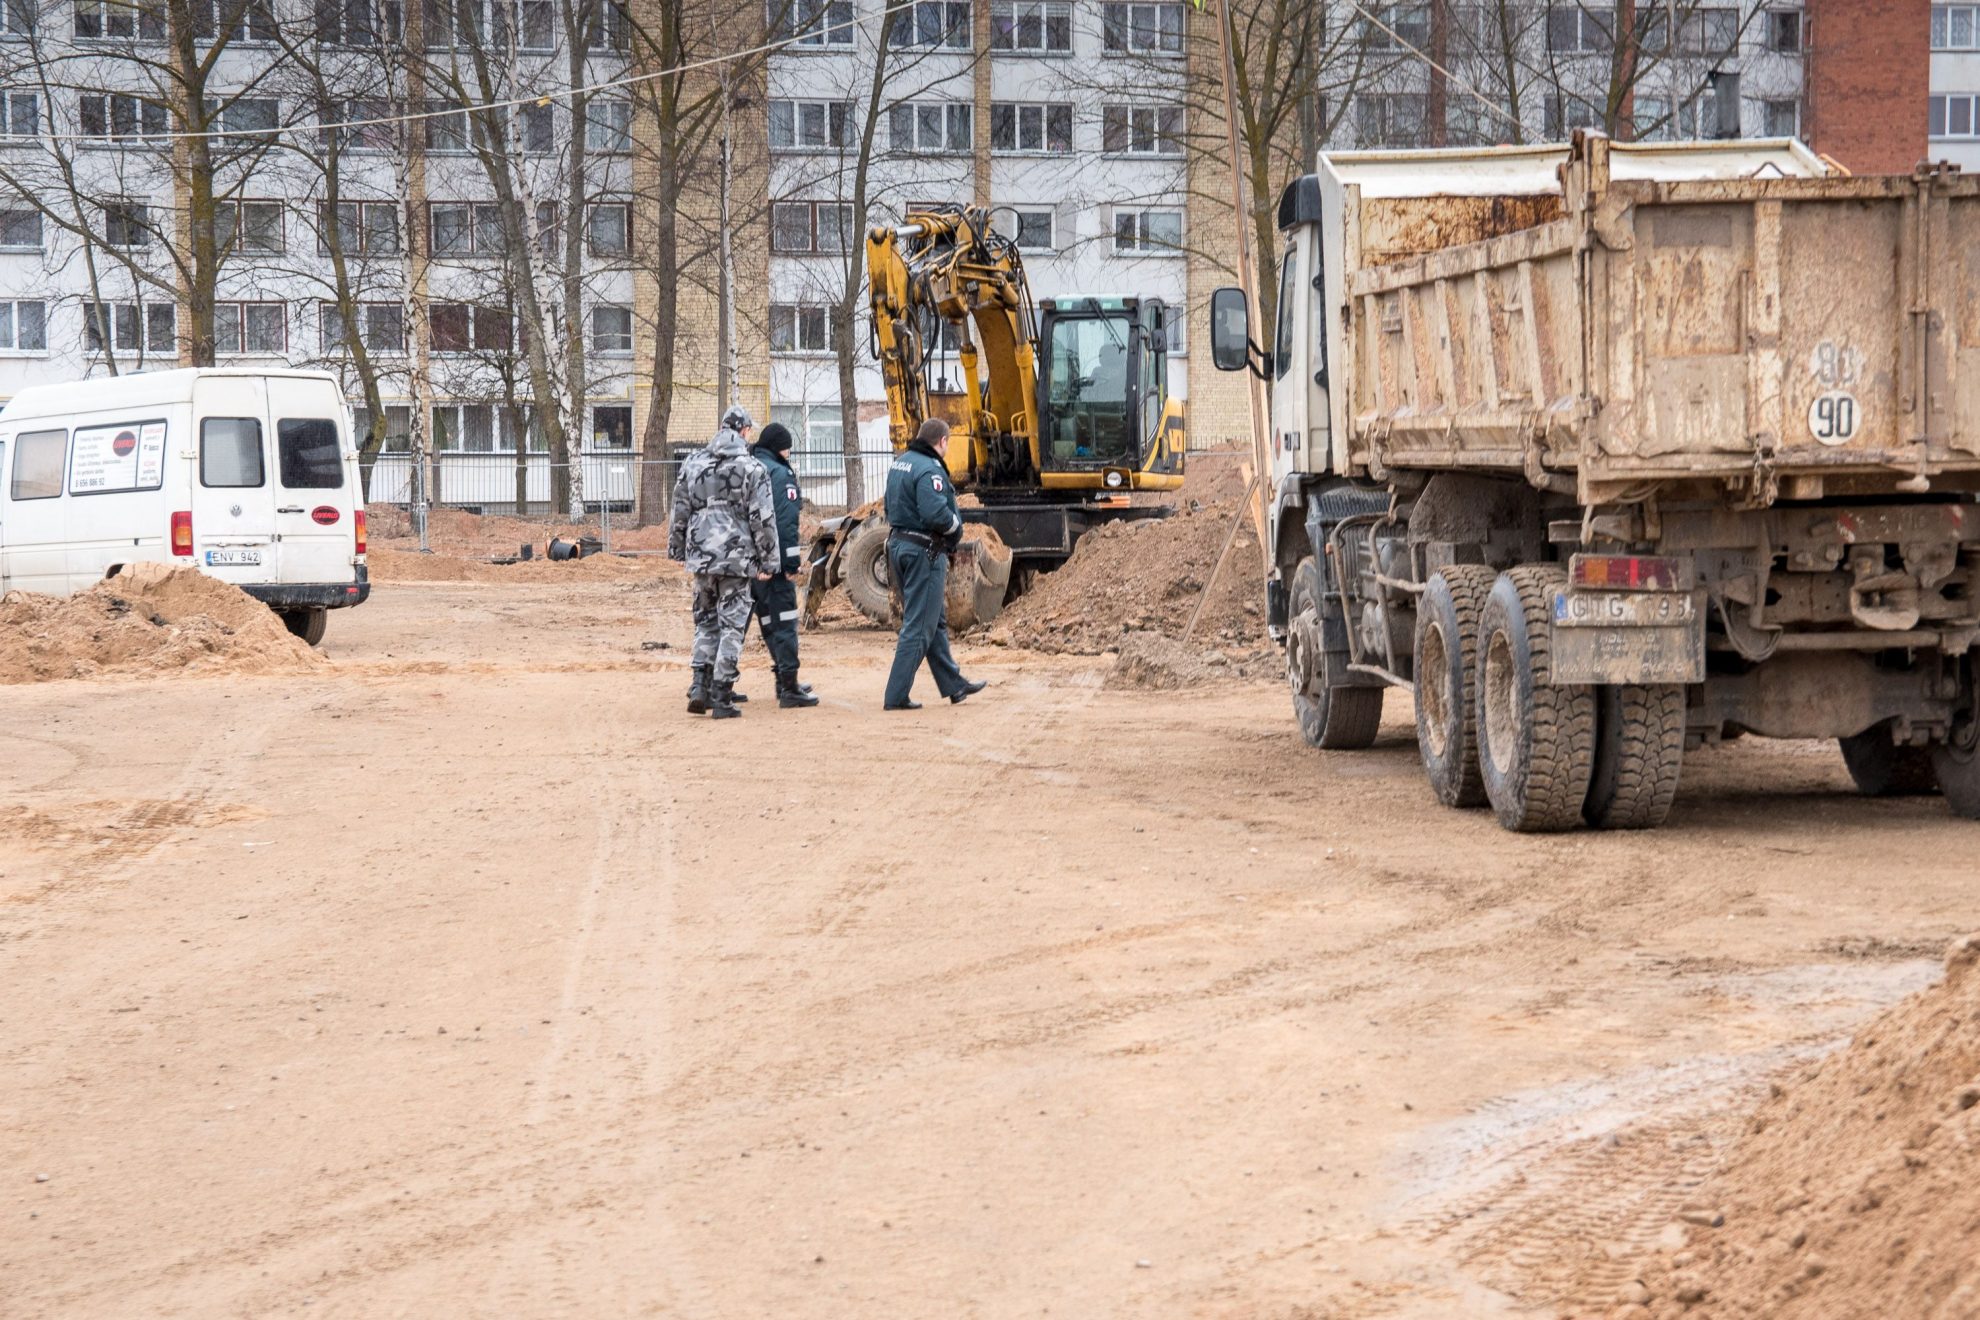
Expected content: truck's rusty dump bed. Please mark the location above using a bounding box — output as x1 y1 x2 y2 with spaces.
1334 135 1980 505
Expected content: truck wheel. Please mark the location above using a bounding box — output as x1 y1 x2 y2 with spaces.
1413 566 1497 807
1585 684 1686 830
1475 566 1595 833
1288 556 1382 750
281 607 327 647
840 518 897 626
1932 724 1980 819
1839 720 1940 796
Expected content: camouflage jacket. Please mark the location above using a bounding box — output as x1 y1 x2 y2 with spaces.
668 428 778 577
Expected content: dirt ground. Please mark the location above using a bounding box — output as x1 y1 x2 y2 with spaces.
3 575 1976 1319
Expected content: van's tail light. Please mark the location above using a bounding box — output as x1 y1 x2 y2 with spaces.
170 511 193 557
354 509 367 556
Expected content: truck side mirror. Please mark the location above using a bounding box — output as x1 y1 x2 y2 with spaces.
1209 287 1249 373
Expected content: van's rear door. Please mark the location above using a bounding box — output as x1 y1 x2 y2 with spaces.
268 377 355 586
190 374 279 585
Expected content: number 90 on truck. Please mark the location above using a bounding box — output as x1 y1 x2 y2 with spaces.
1214 133 1980 830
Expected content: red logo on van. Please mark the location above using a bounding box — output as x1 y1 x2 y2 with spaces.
112 430 137 457
310 506 340 525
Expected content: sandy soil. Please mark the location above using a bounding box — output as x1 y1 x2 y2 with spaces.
2 578 1975 1319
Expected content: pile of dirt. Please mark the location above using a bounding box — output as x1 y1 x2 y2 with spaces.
987 497 1267 654
1603 934 1980 1319
366 547 679 585
1104 632 1229 690
0 563 323 683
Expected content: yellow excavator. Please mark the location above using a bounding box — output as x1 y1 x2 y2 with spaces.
802 203 1187 629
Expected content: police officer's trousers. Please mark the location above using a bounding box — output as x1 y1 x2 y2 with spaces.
750 574 801 673
690 573 752 683
884 540 964 706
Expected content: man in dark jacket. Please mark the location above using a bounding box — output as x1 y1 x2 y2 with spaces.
668 406 777 718
882 418 986 710
749 422 819 707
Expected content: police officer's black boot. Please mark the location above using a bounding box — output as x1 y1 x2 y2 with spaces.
709 679 742 719
687 665 712 715
777 668 819 709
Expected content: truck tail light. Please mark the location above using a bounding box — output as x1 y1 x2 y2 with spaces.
170 510 193 556
354 509 367 556
1568 553 1691 592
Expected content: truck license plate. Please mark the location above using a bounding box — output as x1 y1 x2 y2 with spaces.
1552 590 1695 628
204 548 263 567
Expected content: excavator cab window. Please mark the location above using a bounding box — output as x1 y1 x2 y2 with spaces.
1040 310 1135 469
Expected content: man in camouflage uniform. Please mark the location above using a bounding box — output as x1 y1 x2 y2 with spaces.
669 406 778 719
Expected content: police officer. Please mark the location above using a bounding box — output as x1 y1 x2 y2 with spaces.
882 417 987 711
749 421 819 708
669 406 777 719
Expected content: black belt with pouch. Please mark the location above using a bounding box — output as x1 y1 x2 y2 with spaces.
888 528 937 549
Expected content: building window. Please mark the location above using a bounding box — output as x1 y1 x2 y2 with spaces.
588 200 629 255
103 199 150 247
213 199 284 255
319 301 405 353
584 0 630 49
208 96 279 147
351 403 413 452
1544 93 1604 139
313 0 402 44
771 199 854 254
991 102 1072 153
768 0 852 46
424 100 480 153
77 0 163 38
1362 93 1425 145
429 201 510 256
1101 103 1181 155
80 93 169 143
86 302 175 354
591 404 632 447
320 98 399 152
770 303 838 354
895 0 967 48
890 101 971 154
1935 4 1980 49
769 98 851 150
1932 94 1980 138
1765 9 1801 53
1667 6 1737 55
1112 208 1180 254
989 0 1069 52
213 301 286 354
589 304 632 354
494 0 555 47
0 203 38 249
585 99 630 152
1545 4 1612 53
0 89 36 137
0 0 34 34
1101 1 1182 54
192 0 276 41
1359 3 1428 49
1762 98 1800 137
0 298 45 350
429 302 513 353
999 207 1053 252
318 200 399 255
516 102 555 153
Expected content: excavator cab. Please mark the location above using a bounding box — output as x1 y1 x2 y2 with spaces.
1035 297 1183 489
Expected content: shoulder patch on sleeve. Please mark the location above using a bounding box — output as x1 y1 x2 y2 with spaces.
931 476 945 492
787 485 798 502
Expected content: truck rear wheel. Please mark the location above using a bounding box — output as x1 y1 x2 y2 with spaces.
1288 556 1382 750
281 607 327 647
1585 684 1686 830
1414 566 1497 807
1475 566 1595 833
1932 724 1980 819
840 518 897 626
1839 720 1941 796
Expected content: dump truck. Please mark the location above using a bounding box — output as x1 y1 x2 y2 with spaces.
1211 134 1980 830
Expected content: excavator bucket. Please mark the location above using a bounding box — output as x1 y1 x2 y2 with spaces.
944 526 1013 631
799 509 1012 631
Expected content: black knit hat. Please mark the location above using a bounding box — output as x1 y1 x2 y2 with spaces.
758 421 795 453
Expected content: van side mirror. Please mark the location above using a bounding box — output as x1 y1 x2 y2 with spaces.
1209 287 1250 373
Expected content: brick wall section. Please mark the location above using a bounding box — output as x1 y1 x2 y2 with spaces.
1181 7 1257 453
1805 0 1930 175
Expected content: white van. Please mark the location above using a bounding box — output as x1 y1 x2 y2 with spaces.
0 368 370 643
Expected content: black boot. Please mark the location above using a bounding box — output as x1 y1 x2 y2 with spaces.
777 668 820 709
687 666 712 715
709 679 742 719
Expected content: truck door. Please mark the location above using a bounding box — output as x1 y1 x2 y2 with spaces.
190 374 279 585
268 379 352 586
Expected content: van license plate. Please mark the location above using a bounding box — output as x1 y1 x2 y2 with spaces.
205 548 262 567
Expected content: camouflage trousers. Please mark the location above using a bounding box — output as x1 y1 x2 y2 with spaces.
691 574 753 682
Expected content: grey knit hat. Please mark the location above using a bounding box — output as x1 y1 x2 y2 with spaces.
721 406 755 432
